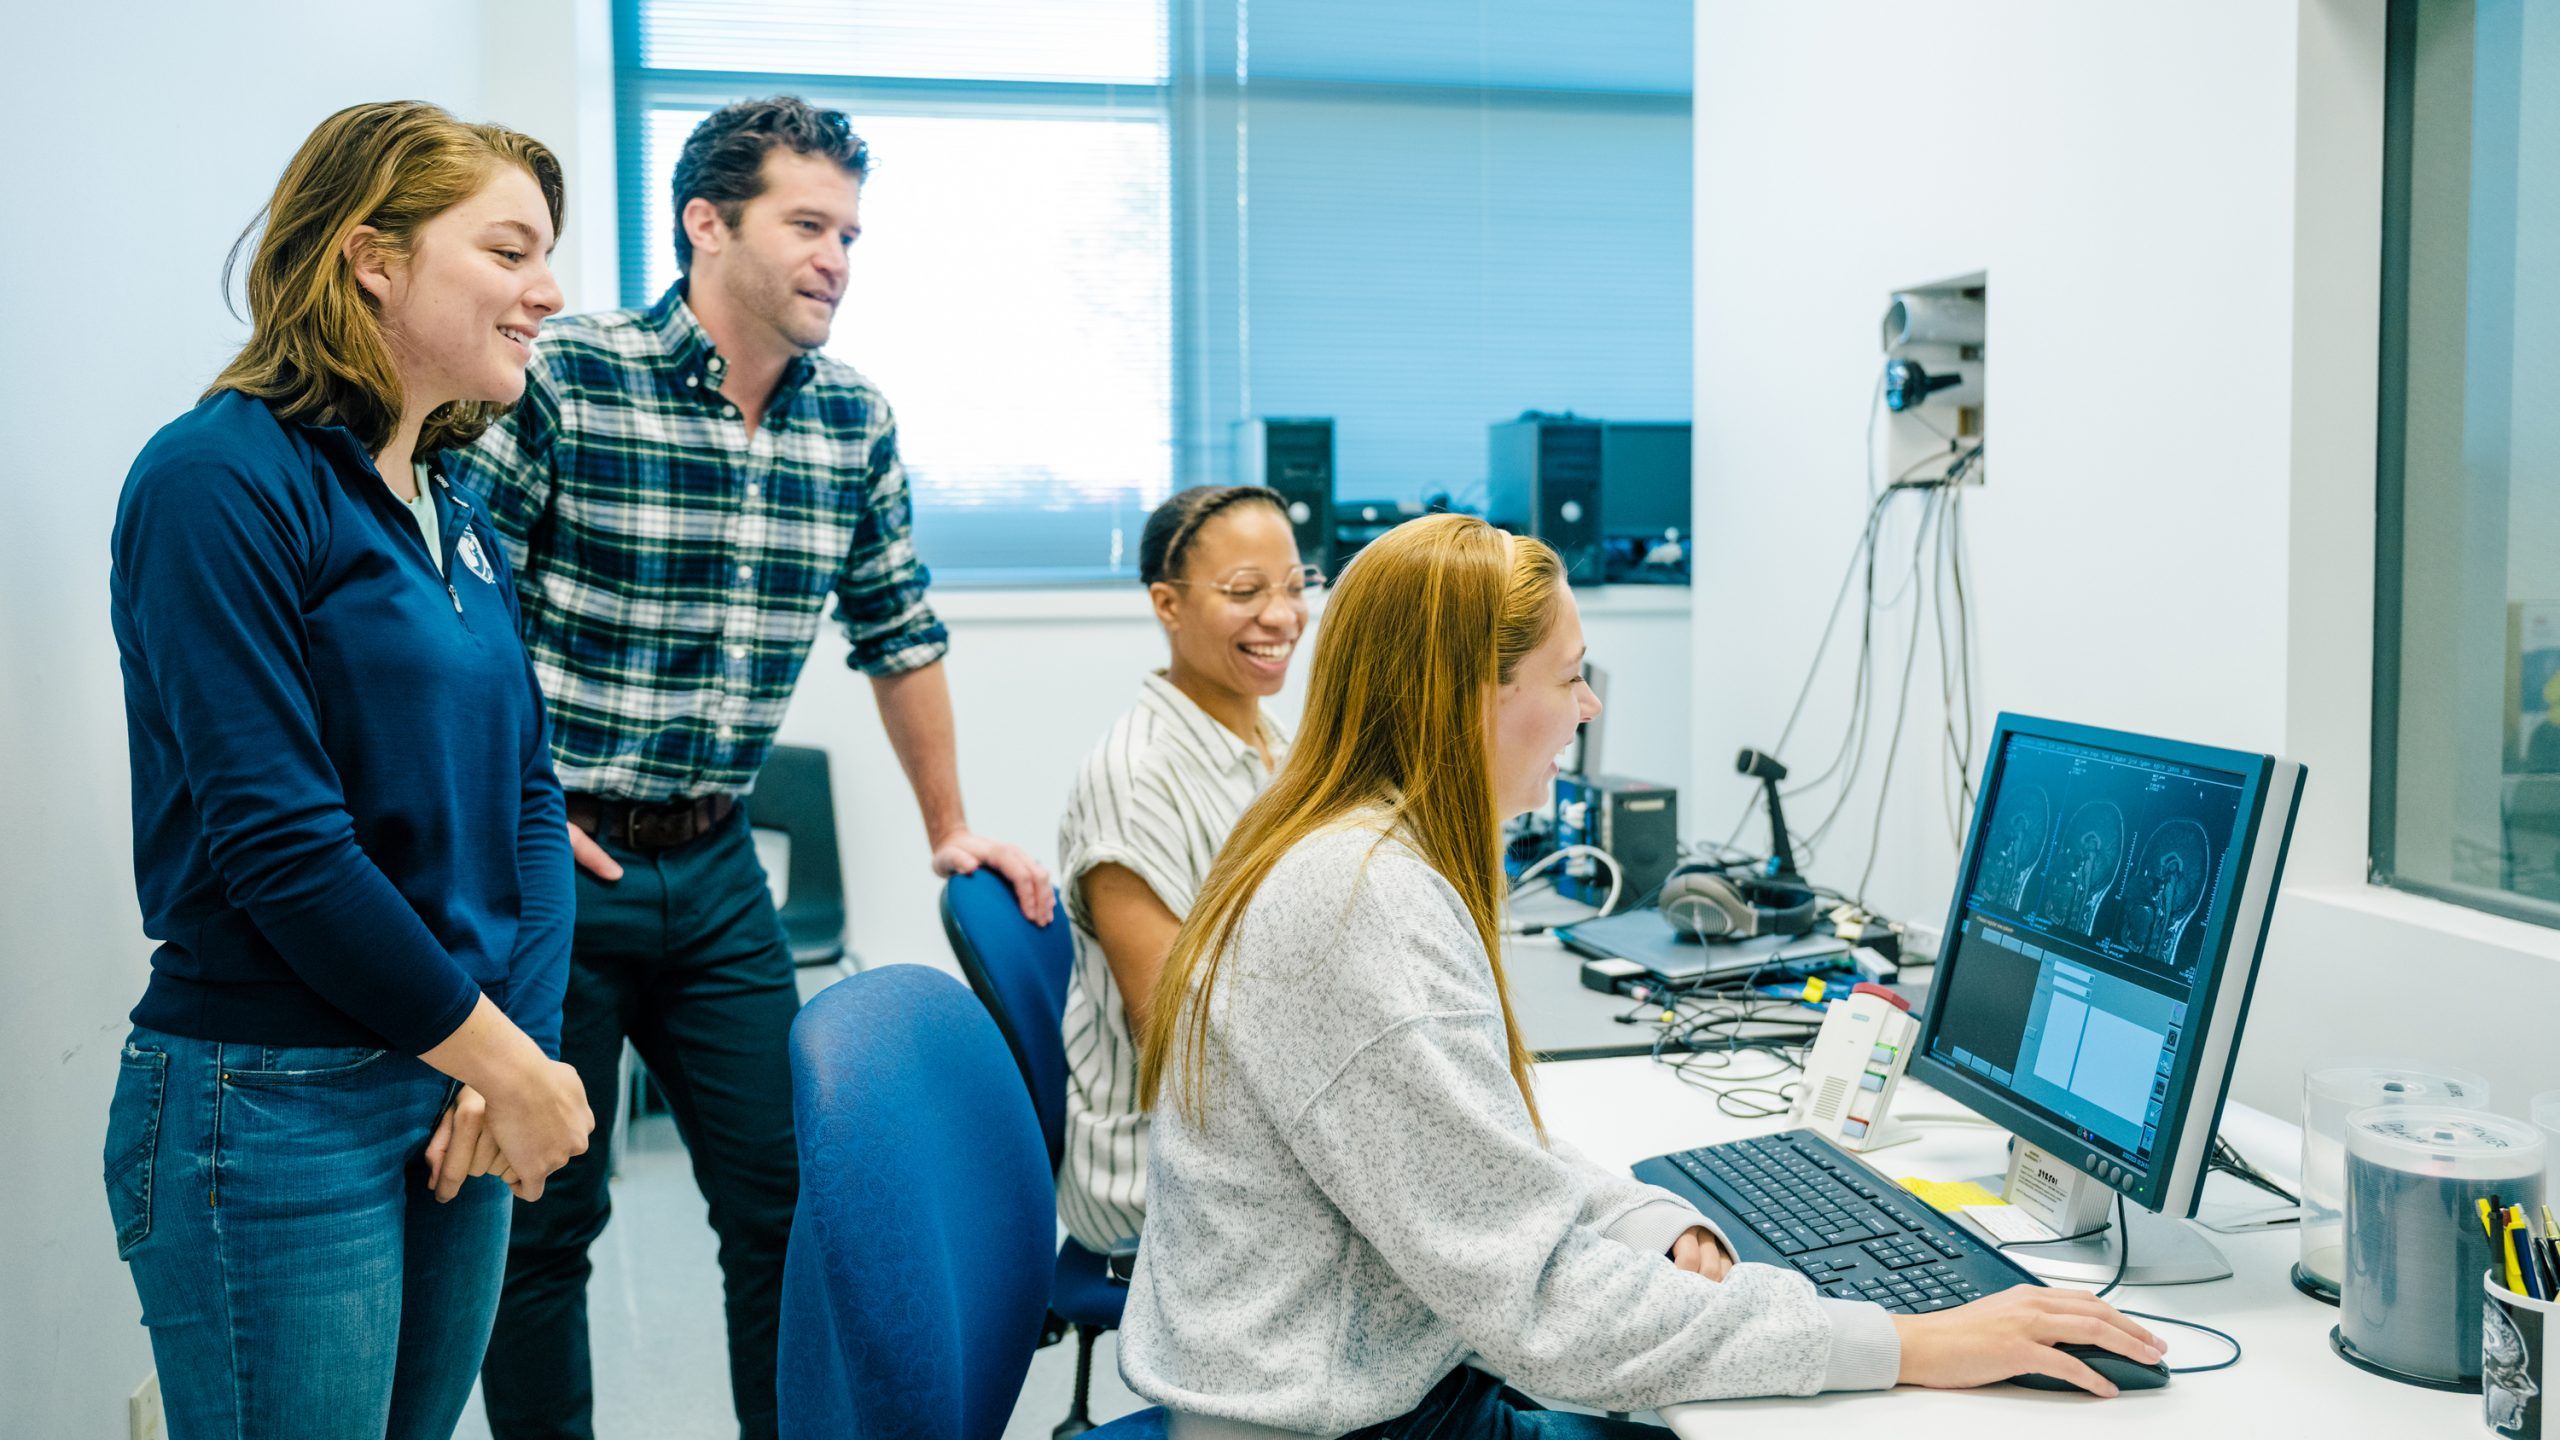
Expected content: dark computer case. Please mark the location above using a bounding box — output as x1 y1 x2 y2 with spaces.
1488 415 1605 583
1235 418 1335 575
1553 772 1679 906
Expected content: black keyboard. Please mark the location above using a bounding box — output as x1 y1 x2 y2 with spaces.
1631 1129 2042 1314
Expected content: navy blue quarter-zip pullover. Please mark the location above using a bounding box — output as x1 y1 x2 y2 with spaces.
110 390 572 1056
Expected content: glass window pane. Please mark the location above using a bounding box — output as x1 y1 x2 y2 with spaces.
632 105 1174 580
638 0 1167 84
2376 0 2560 926
1176 2 1692 511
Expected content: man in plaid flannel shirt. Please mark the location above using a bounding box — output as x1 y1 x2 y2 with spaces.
448 97 1053 1440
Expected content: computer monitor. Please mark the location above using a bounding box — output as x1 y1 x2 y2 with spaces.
1566 660 1609 777
1909 713 2305 1283
1598 422 1691 540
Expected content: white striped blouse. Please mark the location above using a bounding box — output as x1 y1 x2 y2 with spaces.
1055 671 1287 1251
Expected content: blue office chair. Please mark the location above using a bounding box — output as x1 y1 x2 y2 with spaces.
939 869 1128 1438
777 964 1164 1440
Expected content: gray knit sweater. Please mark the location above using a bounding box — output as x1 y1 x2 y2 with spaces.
1120 820 1901 1436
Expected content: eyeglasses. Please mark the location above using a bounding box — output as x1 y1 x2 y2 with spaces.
1164 564 1327 609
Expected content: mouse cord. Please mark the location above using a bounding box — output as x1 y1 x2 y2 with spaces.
2120 1311 2243 1374
2096 1194 2130 1298
2099 1195 2245 1374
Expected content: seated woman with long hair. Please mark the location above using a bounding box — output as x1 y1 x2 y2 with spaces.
1123 514 2162 1436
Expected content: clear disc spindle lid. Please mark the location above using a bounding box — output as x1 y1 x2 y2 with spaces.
2295 1061 2491 1297
2347 1106 2543 1180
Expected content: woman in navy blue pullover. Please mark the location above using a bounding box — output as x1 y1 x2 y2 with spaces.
104 101 595 1440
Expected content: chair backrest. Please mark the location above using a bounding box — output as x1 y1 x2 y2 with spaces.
939 869 1075 1171
777 964 1056 1440
753 744 846 966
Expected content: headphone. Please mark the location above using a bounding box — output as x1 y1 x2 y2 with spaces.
1657 865 1820 942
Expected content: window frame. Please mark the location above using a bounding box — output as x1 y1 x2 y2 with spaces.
2367 0 2560 931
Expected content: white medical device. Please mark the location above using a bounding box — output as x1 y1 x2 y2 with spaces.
1791 990 1920 1153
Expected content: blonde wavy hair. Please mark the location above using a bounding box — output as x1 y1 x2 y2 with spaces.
1137 513 1567 1132
209 101 564 455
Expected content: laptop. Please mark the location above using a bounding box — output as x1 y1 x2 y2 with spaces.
1553 907 1847 989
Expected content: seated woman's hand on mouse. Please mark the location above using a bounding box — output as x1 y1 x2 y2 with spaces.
1889 1286 2164 1397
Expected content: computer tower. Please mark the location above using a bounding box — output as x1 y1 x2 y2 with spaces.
1488 415 1604 583
1235 419 1335 575
1600 422 1692 542
1553 772 1678 907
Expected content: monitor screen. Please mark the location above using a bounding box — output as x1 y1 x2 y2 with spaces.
1912 717 2297 1214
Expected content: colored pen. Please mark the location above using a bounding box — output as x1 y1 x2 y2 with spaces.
2530 1222 2554 1294
2518 1212 2551 1301
2504 1211 2534 1298
2481 1196 2501 1244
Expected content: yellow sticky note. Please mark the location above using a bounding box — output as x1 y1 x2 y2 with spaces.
1894 1176 2006 1214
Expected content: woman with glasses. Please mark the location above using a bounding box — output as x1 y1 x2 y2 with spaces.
1054 485 1320 1252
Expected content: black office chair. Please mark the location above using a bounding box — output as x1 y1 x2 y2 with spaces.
753 744 848 968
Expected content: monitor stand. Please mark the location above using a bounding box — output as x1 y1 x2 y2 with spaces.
1963 1196 2236 1286
1968 1139 2233 1287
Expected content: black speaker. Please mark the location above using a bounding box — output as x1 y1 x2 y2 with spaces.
1235 418 1335 574
1488 413 1604 583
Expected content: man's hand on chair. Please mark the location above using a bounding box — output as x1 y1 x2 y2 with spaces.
931 829 1055 926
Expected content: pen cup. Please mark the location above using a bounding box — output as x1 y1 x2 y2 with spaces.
2486 1270 2557 1438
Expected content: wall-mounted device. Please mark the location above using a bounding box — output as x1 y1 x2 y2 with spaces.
1235 418 1336 574
1879 275 1986 483
1488 412 1605 584
1792 989 1921 1152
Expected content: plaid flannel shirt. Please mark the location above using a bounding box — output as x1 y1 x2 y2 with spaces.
449 283 949 802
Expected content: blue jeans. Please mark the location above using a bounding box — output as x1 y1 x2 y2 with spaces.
104 1025 511 1440
1348 1368 1668 1439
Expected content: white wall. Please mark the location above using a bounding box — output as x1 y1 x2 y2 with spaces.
1692 0 2560 1122
777 587 1692 978
0 5 618 1433
0 11 1689 1429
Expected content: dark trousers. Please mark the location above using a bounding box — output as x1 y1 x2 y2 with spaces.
479 805 800 1440
1349 1368 1668 1439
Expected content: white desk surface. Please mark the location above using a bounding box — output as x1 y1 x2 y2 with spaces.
1533 1056 2482 1437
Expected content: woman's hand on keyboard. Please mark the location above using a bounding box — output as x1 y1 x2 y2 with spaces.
1670 1226 1734 1282
1889 1286 2164 1397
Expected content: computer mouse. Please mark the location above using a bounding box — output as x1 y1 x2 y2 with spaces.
2008 1343 2171 1394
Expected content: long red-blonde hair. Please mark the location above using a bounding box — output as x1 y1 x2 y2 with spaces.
1137 513 1565 1132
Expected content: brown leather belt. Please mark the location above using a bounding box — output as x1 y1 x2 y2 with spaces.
565 792 737 852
